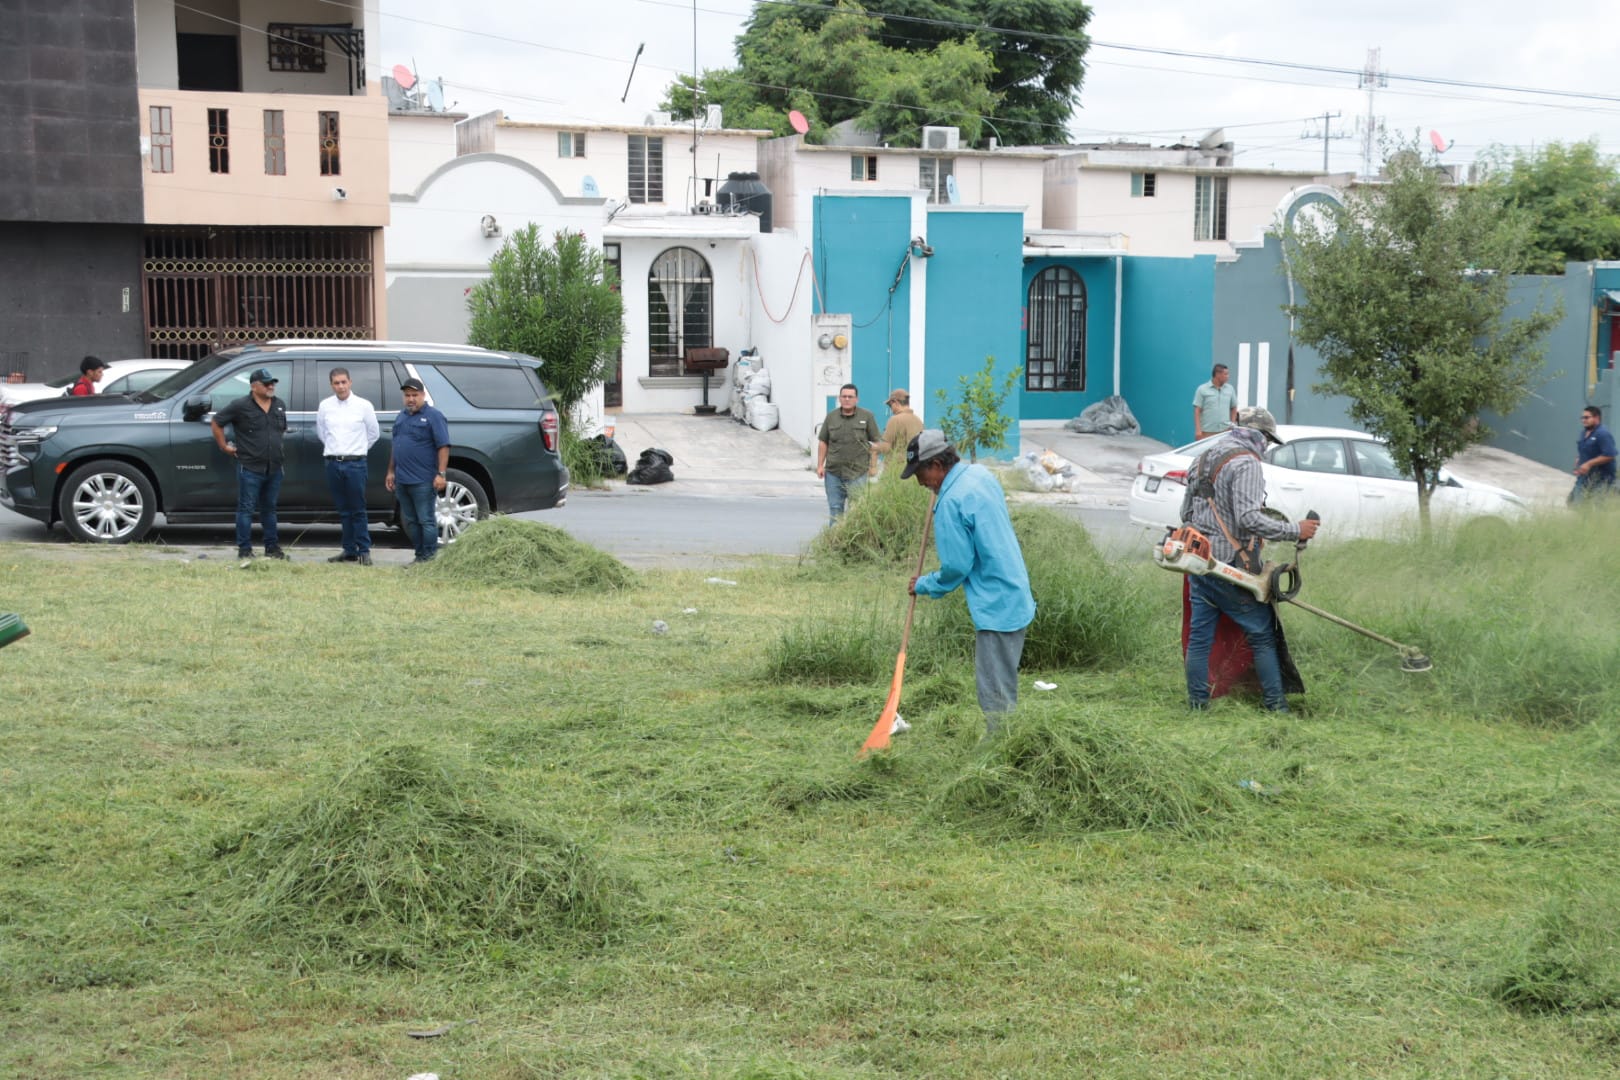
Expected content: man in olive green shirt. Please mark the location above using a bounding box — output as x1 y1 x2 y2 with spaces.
816 383 880 524
1192 363 1238 440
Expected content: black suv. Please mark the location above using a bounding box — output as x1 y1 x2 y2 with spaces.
0 341 568 544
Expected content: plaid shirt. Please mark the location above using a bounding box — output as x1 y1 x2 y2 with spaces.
1183 427 1301 568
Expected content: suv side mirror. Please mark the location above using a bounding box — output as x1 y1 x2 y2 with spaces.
182 396 212 421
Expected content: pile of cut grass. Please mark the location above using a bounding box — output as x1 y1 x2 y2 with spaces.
936 707 1239 838
417 515 637 593
1489 884 1620 1012
203 743 624 966
913 507 1168 672
811 471 934 566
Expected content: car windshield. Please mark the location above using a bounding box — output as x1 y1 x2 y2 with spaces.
131 355 224 403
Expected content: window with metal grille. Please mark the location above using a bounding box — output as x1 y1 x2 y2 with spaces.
208 108 229 174
1025 266 1087 392
263 110 285 175
1131 171 1156 197
919 156 954 202
1194 174 1229 240
319 111 340 176
149 106 173 173
647 247 712 378
558 131 586 158
851 154 877 181
267 23 324 72
628 135 664 203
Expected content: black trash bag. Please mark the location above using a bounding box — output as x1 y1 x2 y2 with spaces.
626 447 675 485
590 434 629 476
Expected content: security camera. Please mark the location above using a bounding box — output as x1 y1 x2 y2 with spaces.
331 187 347 201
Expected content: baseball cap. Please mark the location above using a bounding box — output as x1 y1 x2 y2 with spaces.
901 429 951 479
248 367 278 385
400 377 426 392
887 388 909 406
1236 405 1283 445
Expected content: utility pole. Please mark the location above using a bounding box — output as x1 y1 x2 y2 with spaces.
1358 47 1387 177
1301 110 1349 172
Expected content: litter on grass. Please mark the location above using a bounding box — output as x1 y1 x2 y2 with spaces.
1034 680 1058 691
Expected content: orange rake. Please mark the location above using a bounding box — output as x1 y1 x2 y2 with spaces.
860 493 936 756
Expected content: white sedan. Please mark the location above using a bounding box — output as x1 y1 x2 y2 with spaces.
1128 424 1527 540
0 359 191 405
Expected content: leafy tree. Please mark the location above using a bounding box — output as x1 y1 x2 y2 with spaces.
661 0 1091 146
1481 140 1620 274
1282 142 1561 531
935 355 1022 462
465 226 624 427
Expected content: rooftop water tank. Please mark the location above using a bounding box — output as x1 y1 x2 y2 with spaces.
716 172 772 233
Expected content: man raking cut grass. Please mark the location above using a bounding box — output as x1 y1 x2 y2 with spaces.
862 430 1036 754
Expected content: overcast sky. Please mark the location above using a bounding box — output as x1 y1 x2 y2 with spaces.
377 0 1617 174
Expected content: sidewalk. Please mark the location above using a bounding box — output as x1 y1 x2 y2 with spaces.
603 411 1572 508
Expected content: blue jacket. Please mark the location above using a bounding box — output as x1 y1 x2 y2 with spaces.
913 462 1036 632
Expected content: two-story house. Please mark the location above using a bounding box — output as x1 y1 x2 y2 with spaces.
134 0 389 358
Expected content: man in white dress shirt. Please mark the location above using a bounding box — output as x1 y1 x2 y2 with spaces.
315 367 381 565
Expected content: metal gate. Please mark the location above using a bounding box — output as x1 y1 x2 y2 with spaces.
142 227 375 360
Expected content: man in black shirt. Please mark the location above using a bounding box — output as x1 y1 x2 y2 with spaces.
211 367 289 559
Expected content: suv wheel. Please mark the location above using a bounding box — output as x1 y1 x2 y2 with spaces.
59 461 157 544
437 469 489 543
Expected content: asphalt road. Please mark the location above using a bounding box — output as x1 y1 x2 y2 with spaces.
0 491 1149 566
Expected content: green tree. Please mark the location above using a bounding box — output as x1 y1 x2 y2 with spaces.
1481 140 1620 274
1282 142 1561 532
661 0 1091 146
465 226 624 425
934 355 1022 462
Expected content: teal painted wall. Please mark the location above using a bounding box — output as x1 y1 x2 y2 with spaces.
812 195 913 414
1482 267 1597 469
1119 255 1217 445
924 209 1026 455
1017 256 1121 421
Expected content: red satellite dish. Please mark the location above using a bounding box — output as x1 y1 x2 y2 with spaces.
788 109 809 135
1429 129 1447 153
392 64 416 90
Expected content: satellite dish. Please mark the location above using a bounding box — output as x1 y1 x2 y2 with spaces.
788 109 809 136
392 64 416 90
425 79 444 112
581 175 600 198
1429 129 1448 154
945 174 960 205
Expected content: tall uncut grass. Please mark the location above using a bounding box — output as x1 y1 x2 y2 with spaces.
811 470 934 566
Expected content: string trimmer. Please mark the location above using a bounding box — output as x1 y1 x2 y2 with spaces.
1153 511 1433 672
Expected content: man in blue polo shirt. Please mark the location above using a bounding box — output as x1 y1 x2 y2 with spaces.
1571 405 1616 504
386 377 450 562
904 429 1036 734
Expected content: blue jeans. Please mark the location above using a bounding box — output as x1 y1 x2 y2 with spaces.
1569 473 1614 504
235 464 282 553
1186 574 1288 711
325 458 371 556
397 482 438 561
823 471 867 523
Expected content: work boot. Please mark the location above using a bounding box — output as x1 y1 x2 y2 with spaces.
358 554 373 566
328 554 358 563
264 548 289 560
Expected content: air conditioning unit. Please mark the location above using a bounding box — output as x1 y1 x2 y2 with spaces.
643 111 673 127
922 125 960 151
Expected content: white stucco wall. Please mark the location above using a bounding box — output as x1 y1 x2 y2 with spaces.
759 137 1047 237
1047 159 1352 257
744 231 818 449
389 113 462 196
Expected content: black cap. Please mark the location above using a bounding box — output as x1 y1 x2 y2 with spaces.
248 367 278 385
901 429 951 479
400 377 426 392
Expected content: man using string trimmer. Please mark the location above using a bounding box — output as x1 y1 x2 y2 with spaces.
1178 407 1319 713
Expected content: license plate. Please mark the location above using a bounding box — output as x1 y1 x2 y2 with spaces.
1145 477 1160 493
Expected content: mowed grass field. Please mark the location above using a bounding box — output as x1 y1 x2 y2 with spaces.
4 501 1620 1079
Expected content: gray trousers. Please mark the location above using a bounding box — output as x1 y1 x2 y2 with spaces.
975 627 1028 733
